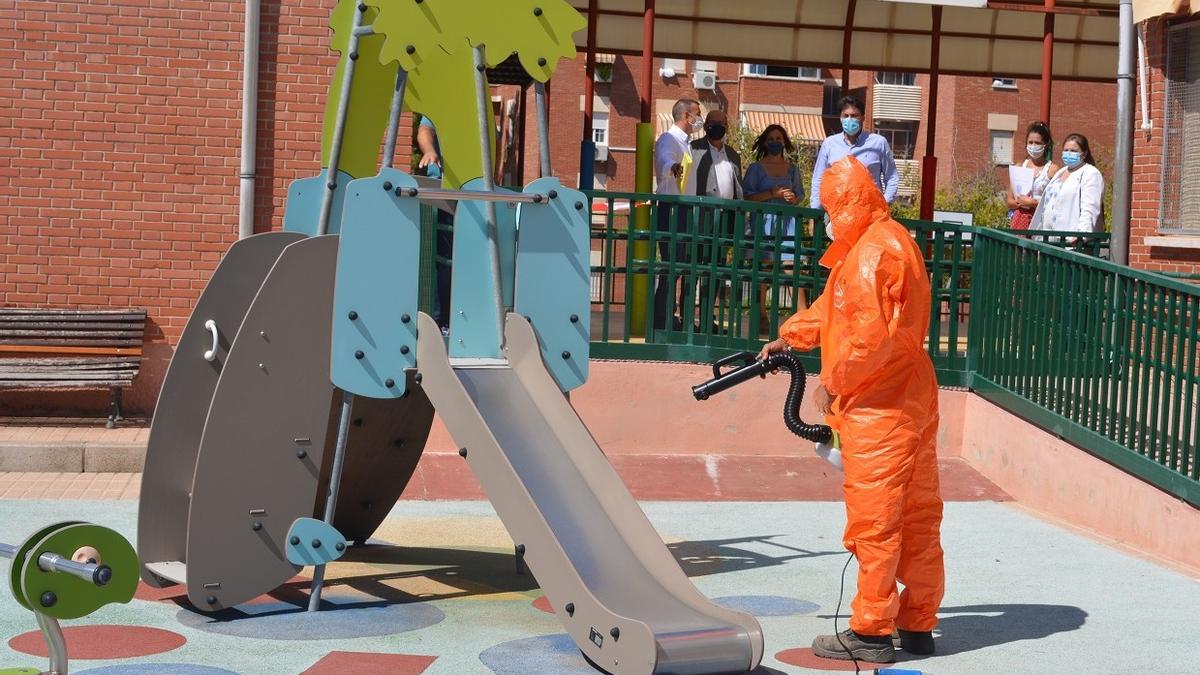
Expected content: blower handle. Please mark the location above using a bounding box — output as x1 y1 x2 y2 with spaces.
692 350 833 444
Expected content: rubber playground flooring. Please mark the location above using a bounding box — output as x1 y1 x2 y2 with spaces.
1 499 1197 674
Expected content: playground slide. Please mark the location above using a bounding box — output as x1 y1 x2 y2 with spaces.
417 313 763 675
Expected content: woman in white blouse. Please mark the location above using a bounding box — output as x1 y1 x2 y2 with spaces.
1031 133 1105 232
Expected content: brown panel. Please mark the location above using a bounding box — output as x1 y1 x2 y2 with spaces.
137 231 305 588
0 346 143 355
317 374 435 544
184 235 340 610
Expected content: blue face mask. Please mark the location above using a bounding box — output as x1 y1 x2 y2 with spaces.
766 141 784 156
841 117 862 136
1061 150 1083 168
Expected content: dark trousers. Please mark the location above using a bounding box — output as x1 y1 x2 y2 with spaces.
652 204 733 331
433 210 455 329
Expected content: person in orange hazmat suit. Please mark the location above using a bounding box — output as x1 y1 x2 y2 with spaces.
760 156 944 664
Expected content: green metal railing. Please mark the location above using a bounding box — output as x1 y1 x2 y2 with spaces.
581 191 1108 384
415 190 1194 505
970 229 1199 505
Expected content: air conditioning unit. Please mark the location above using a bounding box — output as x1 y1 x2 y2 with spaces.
594 144 609 162
693 69 717 91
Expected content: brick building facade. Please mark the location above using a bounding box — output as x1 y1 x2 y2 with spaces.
1128 17 1200 274
0 1 1128 416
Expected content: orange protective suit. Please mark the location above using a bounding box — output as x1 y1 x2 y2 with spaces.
780 157 944 636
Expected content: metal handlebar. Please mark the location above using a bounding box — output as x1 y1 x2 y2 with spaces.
0 542 112 587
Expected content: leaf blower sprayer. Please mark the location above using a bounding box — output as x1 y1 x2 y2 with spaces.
691 351 844 469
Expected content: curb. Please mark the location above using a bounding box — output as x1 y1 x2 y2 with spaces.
0 442 147 473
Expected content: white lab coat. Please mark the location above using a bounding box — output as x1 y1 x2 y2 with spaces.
1030 163 1104 232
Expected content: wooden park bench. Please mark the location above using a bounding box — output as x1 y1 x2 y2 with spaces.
0 308 147 427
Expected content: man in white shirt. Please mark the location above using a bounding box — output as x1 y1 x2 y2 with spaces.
684 109 743 333
652 98 702 331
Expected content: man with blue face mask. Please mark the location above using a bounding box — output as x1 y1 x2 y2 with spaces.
809 97 900 211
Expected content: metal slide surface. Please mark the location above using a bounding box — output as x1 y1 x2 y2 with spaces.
417 313 762 674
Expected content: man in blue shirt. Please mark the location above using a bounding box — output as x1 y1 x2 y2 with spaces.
810 96 900 210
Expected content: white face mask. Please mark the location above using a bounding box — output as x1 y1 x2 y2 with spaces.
690 116 704 132
1027 144 1046 159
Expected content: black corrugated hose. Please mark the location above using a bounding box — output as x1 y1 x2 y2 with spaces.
691 351 832 444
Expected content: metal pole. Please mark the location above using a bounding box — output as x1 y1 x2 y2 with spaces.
534 81 552 177
640 0 655 122
317 2 368 235
581 0 598 189
920 6 942 221
841 0 858 95
1111 0 1134 265
238 0 261 240
307 390 353 612
381 68 409 170
474 45 509 330
1 543 111 586
36 612 68 675
1041 0 1056 125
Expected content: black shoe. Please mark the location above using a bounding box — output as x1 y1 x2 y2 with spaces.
811 629 895 663
897 629 935 655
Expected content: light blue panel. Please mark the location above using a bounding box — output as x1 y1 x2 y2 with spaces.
514 177 591 392
284 518 347 566
330 168 421 398
448 178 518 359
282 169 354 236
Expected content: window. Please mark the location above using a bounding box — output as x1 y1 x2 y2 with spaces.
992 78 1017 90
875 121 918 160
594 63 613 82
744 64 820 80
1160 23 1200 233
592 112 609 146
822 80 842 117
990 130 1014 166
874 71 916 86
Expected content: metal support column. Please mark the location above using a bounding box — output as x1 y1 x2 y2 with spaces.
580 0 599 190
535 81 553 177
920 6 942 221
841 0 858 95
474 45 509 331
317 1 368 235
1111 0 1134 265
1041 0 1056 125
630 0 656 336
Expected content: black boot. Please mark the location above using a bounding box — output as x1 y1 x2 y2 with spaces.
898 629 935 655
811 629 895 663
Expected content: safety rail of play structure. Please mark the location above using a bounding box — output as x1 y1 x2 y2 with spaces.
0 522 137 675
572 191 1110 382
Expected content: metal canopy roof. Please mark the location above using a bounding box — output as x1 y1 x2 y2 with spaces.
569 0 1121 82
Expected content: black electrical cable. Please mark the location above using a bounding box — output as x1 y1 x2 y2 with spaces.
834 551 863 674
691 351 832 444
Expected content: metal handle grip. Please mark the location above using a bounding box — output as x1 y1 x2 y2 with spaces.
0 543 111 586
203 319 218 362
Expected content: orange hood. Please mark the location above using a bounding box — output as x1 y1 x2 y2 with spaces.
818 156 892 269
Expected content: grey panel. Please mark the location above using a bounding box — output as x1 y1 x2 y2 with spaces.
138 232 305 588
320 373 435 543
184 235 340 611
416 313 761 674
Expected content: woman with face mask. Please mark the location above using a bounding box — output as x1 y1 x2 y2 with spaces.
1031 133 1105 233
1005 122 1058 230
743 124 806 332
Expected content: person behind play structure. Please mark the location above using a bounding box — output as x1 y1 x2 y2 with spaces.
810 96 899 211
417 115 454 335
1031 132 1105 233
759 156 943 665
1005 121 1058 230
